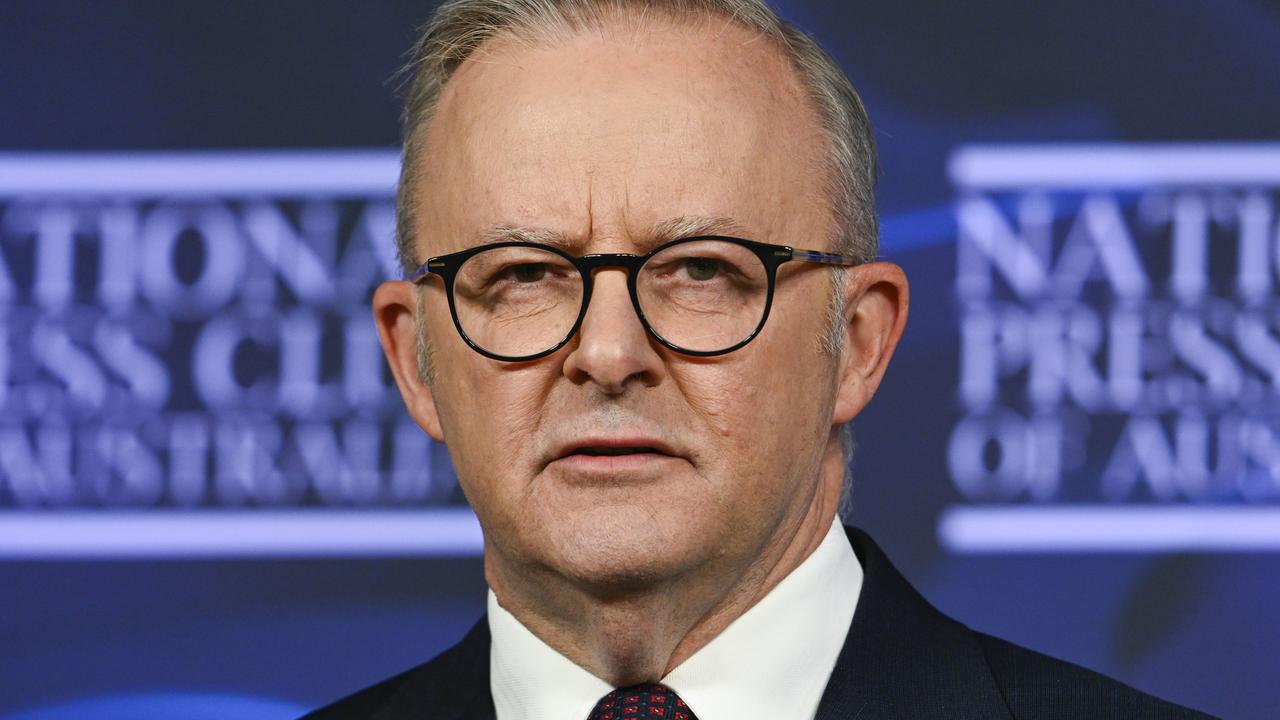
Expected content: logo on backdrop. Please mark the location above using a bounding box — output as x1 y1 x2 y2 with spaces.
8 147 1278 555
0 152 460 515
943 144 1280 552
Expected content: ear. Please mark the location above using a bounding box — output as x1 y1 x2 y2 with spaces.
832 261 909 424
373 280 446 443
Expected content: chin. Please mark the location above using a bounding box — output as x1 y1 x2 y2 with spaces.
534 505 715 594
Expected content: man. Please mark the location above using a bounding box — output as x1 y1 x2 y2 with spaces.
307 0 1212 717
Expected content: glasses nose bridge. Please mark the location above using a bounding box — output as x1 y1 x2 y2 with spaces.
576 252 644 318
578 252 645 277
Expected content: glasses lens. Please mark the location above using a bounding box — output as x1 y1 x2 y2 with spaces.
637 239 768 353
452 246 583 358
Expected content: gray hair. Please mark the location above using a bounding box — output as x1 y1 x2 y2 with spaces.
396 0 874 519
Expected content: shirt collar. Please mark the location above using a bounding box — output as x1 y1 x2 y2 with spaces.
489 589 611 720
489 517 862 720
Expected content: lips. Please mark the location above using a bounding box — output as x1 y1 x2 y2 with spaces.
549 437 681 466
571 445 665 457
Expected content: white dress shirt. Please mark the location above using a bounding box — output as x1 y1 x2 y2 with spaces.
489 517 863 720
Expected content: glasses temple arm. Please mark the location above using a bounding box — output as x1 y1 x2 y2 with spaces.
407 260 442 283
789 247 867 266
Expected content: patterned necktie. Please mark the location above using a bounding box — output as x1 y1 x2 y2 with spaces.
587 683 699 720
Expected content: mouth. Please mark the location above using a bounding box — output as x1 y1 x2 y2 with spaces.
548 438 683 474
568 446 668 457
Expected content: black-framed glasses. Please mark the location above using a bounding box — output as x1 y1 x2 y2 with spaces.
408 235 865 361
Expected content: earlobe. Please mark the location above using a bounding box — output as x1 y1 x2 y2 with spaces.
832 262 909 424
373 280 447 443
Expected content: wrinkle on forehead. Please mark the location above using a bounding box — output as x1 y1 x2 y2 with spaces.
459 215 754 256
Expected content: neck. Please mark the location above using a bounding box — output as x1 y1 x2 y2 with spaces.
487 442 846 687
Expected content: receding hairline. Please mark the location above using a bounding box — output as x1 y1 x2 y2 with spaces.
428 7 816 139
438 7 807 106
507 4 787 58
407 3 797 138
395 0 874 274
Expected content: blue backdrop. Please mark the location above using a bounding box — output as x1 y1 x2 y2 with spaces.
2 1 1278 718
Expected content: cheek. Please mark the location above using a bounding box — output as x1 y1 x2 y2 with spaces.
675 368 750 438
676 309 836 480
675 365 826 532
674 364 785 474
433 361 553 490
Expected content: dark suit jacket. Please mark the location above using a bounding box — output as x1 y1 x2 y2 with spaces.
303 526 1216 719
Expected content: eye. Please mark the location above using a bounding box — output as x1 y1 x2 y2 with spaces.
683 258 721 281
506 263 547 283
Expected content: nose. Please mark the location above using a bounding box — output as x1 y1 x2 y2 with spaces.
561 268 665 394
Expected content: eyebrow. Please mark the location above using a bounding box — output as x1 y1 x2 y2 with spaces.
649 215 751 245
466 215 754 255
472 225 573 248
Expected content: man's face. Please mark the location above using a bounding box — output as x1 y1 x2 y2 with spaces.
394 18 859 591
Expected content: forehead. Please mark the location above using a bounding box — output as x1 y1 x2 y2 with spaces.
414 13 831 256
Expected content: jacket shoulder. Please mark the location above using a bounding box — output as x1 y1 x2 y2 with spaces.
300 620 491 720
300 662 422 719
973 632 1218 719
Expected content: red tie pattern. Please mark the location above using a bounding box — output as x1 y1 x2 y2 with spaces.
587 683 698 720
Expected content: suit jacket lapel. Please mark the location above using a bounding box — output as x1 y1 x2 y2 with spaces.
814 527 1013 720
371 619 495 720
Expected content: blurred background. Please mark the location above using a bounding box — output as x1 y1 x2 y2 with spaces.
2 1 1278 717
